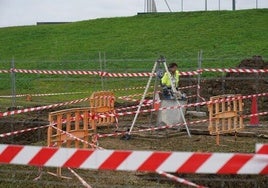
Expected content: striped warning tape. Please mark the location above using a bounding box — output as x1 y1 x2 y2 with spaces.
0 70 9 74
202 68 268 73
0 125 50 138
256 144 268 154
156 170 207 188
0 97 89 118
108 85 197 92
50 125 100 149
0 91 87 98
95 93 268 119
96 119 209 139
115 103 152 112
68 167 92 188
0 115 80 138
0 144 267 174
1 68 267 77
0 92 267 120
1 110 265 140
179 85 198 90
243 112 268 118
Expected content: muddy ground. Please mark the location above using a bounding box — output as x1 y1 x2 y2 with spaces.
0 112 267 188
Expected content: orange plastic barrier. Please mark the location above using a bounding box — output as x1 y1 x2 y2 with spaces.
90 91 116 128
47 107 95 178
48 107 95 149
208 94 244 145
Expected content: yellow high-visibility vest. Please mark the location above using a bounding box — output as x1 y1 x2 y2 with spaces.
161 70 180 87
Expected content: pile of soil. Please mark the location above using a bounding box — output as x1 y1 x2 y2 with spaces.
198 56 268 115
237 55 268 69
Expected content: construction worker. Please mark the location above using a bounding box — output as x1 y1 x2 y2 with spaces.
161 62 182 99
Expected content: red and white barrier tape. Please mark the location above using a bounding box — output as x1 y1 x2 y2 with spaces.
179 85 198 90
104 72 154 77
197 84 206 102
1 68 267 77
256 144 268 154
0 125 49 138
116 103 152 112
0 144 267 174
109 85 197 92
0 70 9 74
50 125 100 149
197 94 206 102
97 93 268 119
1 110 264 139
0 97 89 118
96 119 209 139
68 167 92 188
12 69 101 76
106 85 153 92
202 68 268 73
118 92 155 100
243 112 268 118
187 95 197 99
156 170 207 188
0 91 87 98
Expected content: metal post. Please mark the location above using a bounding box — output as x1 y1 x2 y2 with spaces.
103 52 107 90
232 0 236 11
218 0 221 11
150 62 160 130
99 52 104 90
11 57 16 107
196 50 202 112
221 71 225 94
181 0 184 12
256 0 258 9
144 0 146 12
205 0 207 11
128 61 158 134
164 0 172 12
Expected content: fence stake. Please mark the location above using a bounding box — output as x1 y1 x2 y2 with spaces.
10 57 16 107
196 50 202 112
99 52 104 90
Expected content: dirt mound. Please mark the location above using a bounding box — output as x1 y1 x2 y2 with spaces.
238 55 268 69
197 56 268 115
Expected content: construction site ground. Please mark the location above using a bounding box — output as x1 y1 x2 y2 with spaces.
0 111 267 188
0 57 267 187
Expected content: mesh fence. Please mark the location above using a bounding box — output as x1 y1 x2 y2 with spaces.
0 54 267 187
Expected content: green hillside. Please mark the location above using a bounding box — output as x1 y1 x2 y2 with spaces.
0 9 267 62
0 9 267 108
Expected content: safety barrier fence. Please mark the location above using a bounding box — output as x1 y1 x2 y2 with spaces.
49 125 100 149
0 144 267 174
1 92 267 119
0 97 90 117
94 93 268 119
0 111 266 140
0 68 267 77
0 85 194 117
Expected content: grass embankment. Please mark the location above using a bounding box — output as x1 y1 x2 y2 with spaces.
0 9 267 106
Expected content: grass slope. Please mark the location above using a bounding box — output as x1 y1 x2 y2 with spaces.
0 9 267 63
0 9 267 107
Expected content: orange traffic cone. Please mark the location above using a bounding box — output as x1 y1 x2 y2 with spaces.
250 96 259 126
154 101 161 111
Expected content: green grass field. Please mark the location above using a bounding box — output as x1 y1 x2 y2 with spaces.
0 9 267 62
0 9 267 107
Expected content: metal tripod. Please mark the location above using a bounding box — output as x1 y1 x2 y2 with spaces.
127 57 191 138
